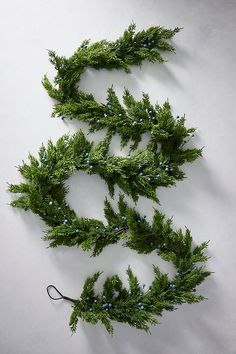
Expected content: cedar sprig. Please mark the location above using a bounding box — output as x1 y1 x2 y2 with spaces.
60 244 210 335
42 23 182 149
8 122 201 215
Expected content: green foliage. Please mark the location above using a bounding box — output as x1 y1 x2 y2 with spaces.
9 23 211 335
8 123 201 219
43 23 180 99
66 253 210 334
9 146 210 334
42 23 182 149
42 194 210 334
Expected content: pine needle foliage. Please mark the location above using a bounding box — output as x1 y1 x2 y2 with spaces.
44 195 210 334
8 23 211 335
60 206 210 335
8 124 201 230
9 154 211 334
42 23 182 149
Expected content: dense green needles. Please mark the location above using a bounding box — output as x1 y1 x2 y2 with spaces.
8 23 211 335
42 23 181 149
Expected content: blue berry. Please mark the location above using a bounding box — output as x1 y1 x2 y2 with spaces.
138 302 142 306
49 201 53 205
139 172 143 176
121 216 127 221
104 113 107 117
140 305 144 310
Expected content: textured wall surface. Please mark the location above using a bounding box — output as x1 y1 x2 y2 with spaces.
1 1 236 353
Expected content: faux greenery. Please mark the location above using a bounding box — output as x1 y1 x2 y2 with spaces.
46 195 210 334
9 131 210 334
9 23 211 335
8 122 200 234
42 23 182 149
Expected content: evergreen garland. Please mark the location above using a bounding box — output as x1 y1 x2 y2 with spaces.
9 23 211 335
8 112 201 208
9 130 210 334
45 197 210 334
46 193 210 334
42 23 181 149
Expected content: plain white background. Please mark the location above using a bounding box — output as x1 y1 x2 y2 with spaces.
1 0 236 353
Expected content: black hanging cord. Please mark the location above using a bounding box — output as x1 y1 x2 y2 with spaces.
46 285 76 303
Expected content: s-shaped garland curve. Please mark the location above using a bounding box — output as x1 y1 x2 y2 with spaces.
9 23 211 334
8 132 210 334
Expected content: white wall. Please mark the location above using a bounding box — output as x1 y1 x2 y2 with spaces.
1 1 236 353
